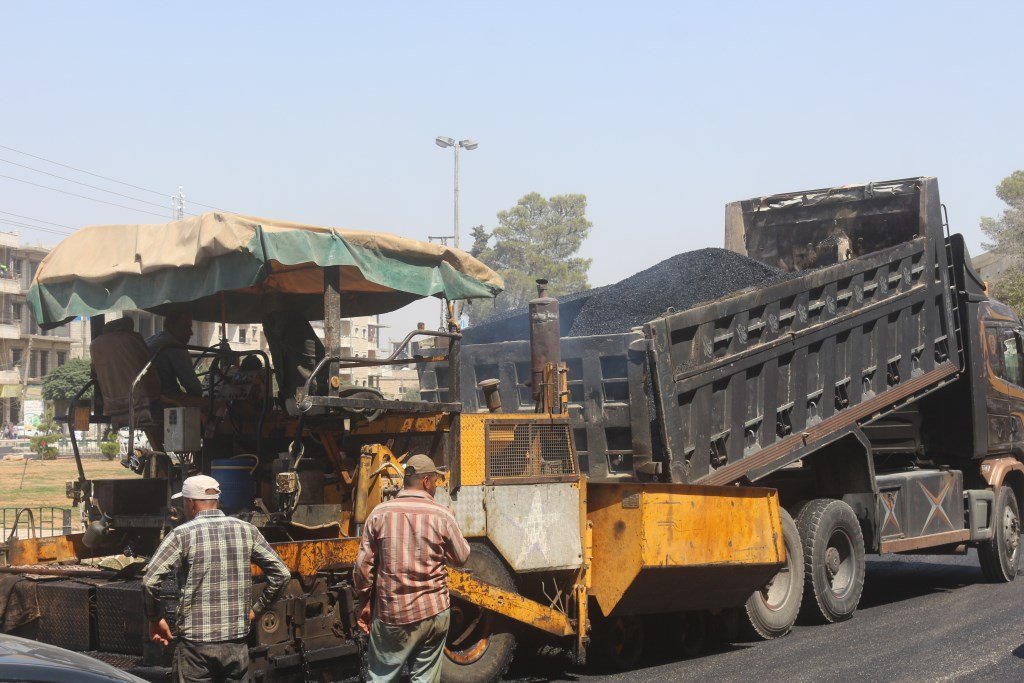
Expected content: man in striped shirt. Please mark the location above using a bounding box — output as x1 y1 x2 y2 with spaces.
355 454 471 683
143 475 291 683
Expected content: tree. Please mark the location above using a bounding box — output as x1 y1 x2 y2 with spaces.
469 193 592 322
42 357 93 402
981 171 1024 312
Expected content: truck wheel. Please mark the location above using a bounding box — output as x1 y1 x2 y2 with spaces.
796 499 865 624
743 508 803 638
979 486 1021 583
589 615 645 671
442 543 517 683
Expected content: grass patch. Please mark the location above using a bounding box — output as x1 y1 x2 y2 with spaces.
0 457 135 511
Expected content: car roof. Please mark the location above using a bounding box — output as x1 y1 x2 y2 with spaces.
0 634 145 683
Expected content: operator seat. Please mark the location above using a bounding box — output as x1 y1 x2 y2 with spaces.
89 317 162 444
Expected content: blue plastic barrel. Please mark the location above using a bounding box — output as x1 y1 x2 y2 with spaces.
211 458 254 512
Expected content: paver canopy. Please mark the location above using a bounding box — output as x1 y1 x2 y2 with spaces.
28 212 503 328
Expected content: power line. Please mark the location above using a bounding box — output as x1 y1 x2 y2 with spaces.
0 218 73 237
0 156 181 213
0 143 231 213
0 210 74 231
0 173 169 218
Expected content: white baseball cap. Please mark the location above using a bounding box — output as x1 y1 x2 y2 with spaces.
172 475 221 501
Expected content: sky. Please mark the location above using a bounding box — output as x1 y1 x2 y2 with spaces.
1 1 1022 341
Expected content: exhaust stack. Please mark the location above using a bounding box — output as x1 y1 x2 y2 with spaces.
529 279 561 412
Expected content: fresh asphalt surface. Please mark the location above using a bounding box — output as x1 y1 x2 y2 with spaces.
507 549 1024 682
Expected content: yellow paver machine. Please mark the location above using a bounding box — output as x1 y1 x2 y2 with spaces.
2 213 783 681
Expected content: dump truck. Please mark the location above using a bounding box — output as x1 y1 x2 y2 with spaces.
0 212 785 681
422 176 1024 641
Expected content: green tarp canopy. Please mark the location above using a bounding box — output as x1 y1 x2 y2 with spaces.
28 212 503 328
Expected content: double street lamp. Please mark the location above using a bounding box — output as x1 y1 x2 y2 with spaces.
435 136 478 250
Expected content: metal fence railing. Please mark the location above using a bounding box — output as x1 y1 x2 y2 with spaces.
0 506 74 542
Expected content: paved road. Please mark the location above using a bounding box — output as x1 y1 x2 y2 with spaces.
511 550 1024 682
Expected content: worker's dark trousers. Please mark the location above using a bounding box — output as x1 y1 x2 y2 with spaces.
173 638 248 683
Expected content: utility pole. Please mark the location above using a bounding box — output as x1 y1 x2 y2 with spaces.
434 137 478 251
172 186 185 220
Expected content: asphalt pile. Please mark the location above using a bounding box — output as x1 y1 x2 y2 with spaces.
567 248 789 336
462 248 789 342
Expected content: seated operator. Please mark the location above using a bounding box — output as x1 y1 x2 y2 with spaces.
146 311 208 410
262 307 326 414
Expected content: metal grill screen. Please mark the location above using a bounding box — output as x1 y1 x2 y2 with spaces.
485 422 576 481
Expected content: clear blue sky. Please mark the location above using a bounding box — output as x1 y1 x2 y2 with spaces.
2 2 1022 337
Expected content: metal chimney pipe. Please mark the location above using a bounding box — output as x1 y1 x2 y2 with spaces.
528 279 560 409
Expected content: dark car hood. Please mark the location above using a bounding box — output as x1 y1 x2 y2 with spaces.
0 634 144 682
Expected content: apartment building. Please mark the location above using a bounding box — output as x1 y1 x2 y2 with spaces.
0 234 73 424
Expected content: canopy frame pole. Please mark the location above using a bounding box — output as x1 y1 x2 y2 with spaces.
323 266 342 398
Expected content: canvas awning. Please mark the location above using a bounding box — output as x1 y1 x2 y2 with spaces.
28 212 503 327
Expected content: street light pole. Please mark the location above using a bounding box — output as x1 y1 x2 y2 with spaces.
453 142 460 250
435 136 478 253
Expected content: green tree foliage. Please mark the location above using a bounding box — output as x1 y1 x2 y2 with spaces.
469 193 592 322
42 357 93 402
981 171 1024 312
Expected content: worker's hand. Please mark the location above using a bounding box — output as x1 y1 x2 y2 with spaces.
357 602 372 634
249 610 256 623
149 619 173 646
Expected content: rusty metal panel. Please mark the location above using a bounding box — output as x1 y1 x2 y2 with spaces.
587 483 783 616
484 483 583 572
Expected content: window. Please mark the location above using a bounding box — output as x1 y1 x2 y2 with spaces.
238 327 247 343
340 320 352 337
1002 329 1024 387
56 351 66 367
38 351 48 377
11 348 21 369
10 302 21 322
399 385 407 395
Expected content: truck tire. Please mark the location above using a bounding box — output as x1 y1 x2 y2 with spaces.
795 498 865 624
979 486 1021 583
743 508 803 639
442 543 517 683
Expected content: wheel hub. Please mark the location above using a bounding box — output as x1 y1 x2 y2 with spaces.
1004 507 1020 562
824 546 842 577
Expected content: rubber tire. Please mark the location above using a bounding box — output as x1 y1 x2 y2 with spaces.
743 508 804 639
442 543 517 683
795 498 866 624
677 611 707 658
589 615 645 672
979 486 1021 582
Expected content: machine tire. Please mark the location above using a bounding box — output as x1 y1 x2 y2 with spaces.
743 508 804 639
589 614 645 671
979 486 1021 583
796 498 865 624
442 543 517 683
676 611 707 658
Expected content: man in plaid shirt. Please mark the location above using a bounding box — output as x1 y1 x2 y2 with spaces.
355 454 471 683
143 475 291 683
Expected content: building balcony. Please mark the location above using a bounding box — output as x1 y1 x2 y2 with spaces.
0 321 19 339
0 277 20 294
0 369 21 385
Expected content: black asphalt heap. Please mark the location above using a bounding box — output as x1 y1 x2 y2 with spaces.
462 248 789 342
567 248 789 336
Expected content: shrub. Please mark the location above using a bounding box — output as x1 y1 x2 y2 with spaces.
30 420 63 460
99 434 121 460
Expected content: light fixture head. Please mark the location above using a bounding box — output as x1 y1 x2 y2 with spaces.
435 136 455 148
459 139 478 150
